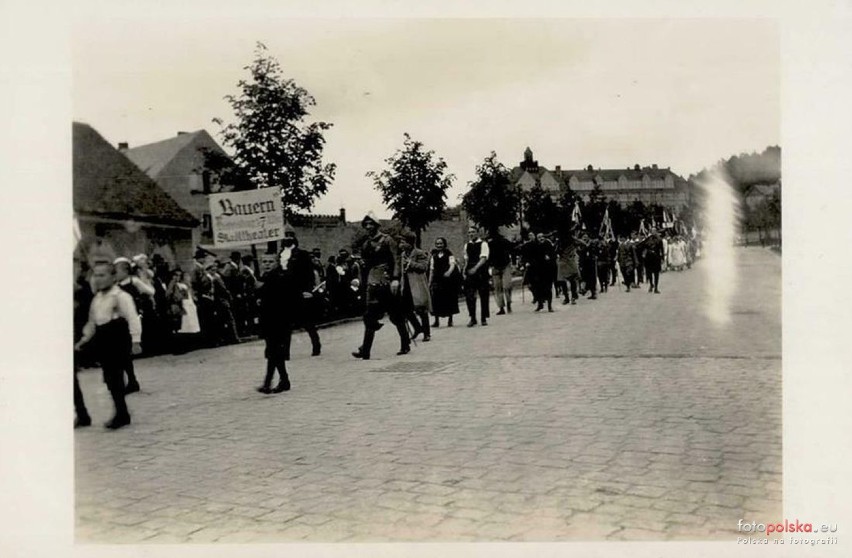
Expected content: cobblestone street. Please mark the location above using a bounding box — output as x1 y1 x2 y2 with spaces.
75 247 781 543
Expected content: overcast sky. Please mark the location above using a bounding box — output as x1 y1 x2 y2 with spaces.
73 16 779 219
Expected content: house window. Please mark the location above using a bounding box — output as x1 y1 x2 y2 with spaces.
202 213 212 234
202 171 211 194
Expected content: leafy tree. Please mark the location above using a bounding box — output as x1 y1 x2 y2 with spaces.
213 42 336 213
461 152 521 235
582 183 608 234
196 147 253 192
366 134 454 247
523 185 559 233
625 200 647 234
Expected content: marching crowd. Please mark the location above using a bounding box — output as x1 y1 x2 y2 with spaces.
73 211 699 429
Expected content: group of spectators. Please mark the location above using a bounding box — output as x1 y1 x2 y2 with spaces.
72 243 377 360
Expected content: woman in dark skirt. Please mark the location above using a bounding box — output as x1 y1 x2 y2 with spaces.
428 237 460 327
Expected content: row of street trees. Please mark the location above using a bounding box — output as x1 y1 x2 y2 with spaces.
210 44 697 248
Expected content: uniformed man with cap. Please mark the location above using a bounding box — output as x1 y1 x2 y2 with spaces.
351 212 411 359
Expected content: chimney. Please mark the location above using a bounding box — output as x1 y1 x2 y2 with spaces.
118 142 129 151
634 164 641 171
177 131 188 136
652 164 658 170
555 165 561 173
339 208 346 223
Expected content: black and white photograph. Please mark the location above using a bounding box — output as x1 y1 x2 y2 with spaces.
1 1 851 557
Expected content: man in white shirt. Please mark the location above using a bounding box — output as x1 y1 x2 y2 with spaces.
463 225 491 327
75 262 142 430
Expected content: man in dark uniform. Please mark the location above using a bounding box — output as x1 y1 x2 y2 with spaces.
593 234 610 294
577 231 598 300
617 233 637 292
352 212 411 359
556 224 581 305
531 232 556 312
282 227 322 356
608 236 620 287
640 227 665 294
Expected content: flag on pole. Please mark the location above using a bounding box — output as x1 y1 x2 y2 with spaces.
600 208 614 241
572 203 584 230
638 218 647 236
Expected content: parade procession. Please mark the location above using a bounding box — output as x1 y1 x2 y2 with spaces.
66 20 784 545
74 166 703 430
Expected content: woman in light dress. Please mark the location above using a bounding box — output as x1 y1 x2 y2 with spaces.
667 236 688 271
168 270 201 352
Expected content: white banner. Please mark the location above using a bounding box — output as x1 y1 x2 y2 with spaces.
208 189 285 248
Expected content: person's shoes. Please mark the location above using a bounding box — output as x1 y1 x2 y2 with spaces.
506 304 512 314
571 299 577 305
397 346 411 356
589 294 597 300
547 304 554 312
105 415 131 430
124 382 140 395
352 349 370 360
431 320 439 328
496 308 506 315
535 303 543 312
75 416 91 429
311 345 321 357
562 298 570 305
257 386 272 394
447 318 453 327
272 381 290 393
467 319 477 327
481 318 488 326
654 289 660 294
411 327 423 341
422 335 431 342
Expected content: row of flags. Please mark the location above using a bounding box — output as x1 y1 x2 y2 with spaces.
566 204 692 238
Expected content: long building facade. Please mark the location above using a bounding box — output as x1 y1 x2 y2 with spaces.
511 147 691 210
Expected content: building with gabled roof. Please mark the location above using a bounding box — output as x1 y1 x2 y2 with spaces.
123 129 234 247
73 122 199 269
510 147 691 210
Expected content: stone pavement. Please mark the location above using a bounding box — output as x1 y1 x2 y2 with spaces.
75 247 781 543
